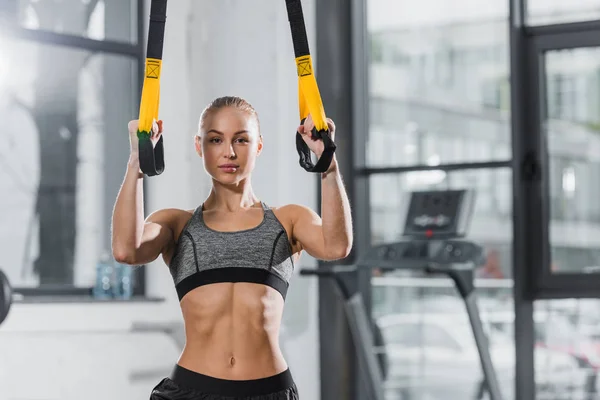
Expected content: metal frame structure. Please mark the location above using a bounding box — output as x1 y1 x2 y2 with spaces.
527 25 600 299
3 0 147 299
317 0 600 399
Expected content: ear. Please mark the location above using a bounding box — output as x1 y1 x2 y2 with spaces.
257 135 263 156
194 135 203 158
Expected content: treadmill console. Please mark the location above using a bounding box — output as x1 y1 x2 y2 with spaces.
402 189 476 239
360 240 486 270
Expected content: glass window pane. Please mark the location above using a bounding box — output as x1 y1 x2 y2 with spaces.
544 48 600 274
533 299 600 398
367 1 510 168
369 168 515 399
528 0 600 26
17 0 138 44
370 168 512 246
0 36 138 289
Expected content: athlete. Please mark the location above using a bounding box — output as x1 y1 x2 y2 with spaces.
111 96 353 399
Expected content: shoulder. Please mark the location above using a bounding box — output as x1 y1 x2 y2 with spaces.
146 207 198 243
146 208 197 235
271 203 320 225
269 204 320 256
146 208 194 224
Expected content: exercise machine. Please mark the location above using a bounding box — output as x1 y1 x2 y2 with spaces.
0 269 12 327
301 189 504 400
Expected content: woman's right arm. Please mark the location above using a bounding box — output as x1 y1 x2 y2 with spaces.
111 120 172 266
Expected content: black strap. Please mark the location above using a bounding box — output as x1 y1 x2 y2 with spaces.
285 0 310 58
139 0 167 177
286 0 336 173
139 136 165 177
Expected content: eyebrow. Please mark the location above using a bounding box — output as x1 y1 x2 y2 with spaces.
206 129 248 135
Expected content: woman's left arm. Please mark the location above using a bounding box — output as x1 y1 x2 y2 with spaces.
290 116 353 261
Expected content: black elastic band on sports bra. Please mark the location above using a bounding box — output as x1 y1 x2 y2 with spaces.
176 268 289 301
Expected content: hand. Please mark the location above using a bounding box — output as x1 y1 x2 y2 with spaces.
128 119 163 155
297 114 336 159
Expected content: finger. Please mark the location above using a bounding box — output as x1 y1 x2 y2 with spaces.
326 118 335 132
303 114 315 131
297 125 305 134
157 120 163 134
128 120 139 134
151 122 161 140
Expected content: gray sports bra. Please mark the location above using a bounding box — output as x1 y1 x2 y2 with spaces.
168 202 295 301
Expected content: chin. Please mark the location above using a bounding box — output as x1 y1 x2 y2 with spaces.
210 171 247 185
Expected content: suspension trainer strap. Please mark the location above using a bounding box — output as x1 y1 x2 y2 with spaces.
138 0 167 177
285 0 336 173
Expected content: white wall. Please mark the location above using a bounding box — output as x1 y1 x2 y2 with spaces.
0 1 321 399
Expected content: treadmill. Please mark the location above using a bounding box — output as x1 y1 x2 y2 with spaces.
300 189 503 400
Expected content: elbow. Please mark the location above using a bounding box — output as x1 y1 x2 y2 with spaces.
328 242 353 260
112 246 136 265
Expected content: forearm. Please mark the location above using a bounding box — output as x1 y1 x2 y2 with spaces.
320 157 353 258
111 155 146 260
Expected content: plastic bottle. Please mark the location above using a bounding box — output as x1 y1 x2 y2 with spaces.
113 262 134 300
93 252 114 300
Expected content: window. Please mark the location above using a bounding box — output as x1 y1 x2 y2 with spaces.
549 74 577 120
0 5 143 296
17 0 139 44
527 0 600 25
367 5 510 168
369 169 512 245
364 2 514 396
381 322 462 351
382 324 422 347
424 324 462 351
545 48 600 274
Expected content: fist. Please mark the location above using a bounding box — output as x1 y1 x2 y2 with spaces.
297 114 336 158
128 119 163 154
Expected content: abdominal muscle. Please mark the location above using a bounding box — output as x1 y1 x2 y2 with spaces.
176 282 288 380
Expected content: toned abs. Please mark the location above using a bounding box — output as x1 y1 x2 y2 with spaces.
161 206 298 380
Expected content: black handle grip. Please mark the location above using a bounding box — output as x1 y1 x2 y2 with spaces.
139 136 165 177
296 119 337 173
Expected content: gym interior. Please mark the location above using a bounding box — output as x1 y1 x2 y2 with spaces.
0 0 599 399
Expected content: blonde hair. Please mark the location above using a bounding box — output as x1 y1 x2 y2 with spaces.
198 96 260 134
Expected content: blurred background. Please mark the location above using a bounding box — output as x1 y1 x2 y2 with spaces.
2 0 600 399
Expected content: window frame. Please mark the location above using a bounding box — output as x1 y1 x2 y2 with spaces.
526 25 600 299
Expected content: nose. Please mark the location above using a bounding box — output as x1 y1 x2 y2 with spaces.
224 141 236 159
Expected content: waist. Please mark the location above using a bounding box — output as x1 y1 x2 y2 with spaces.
178 338 286 380
170 364 295 397
179 317 286 379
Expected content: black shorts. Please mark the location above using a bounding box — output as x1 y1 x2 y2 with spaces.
150 365 300 400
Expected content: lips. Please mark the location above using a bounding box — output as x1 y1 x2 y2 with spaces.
218 164 239 172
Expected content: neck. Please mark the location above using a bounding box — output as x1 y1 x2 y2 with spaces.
204 178 259 212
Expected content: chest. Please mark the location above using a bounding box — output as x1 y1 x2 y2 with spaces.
202 209 266 232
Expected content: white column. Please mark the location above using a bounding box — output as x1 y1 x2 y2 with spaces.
145 0 321 397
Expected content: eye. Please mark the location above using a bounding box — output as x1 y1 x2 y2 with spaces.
235 137 249 144
209 137 222 144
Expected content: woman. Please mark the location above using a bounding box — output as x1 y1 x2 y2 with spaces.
111 96 353 400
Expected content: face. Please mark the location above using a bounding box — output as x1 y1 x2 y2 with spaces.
196 107 262 184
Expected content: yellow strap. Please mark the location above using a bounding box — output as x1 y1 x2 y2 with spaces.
295 55 328 131
138 58 162 133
